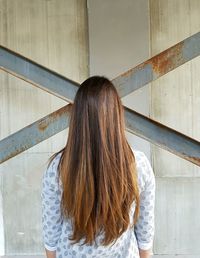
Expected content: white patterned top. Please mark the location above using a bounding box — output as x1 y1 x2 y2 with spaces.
41 148 155 258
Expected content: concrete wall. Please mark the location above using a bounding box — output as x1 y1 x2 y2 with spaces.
87 0 151 159
0 0 88 255
150 0 200 257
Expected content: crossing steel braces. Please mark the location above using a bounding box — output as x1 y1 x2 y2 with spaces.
0 31 200 166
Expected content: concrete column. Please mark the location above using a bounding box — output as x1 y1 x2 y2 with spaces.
87 0 151 159
0 0 88 255
150 0 200 257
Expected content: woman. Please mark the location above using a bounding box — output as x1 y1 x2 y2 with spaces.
41 76 155 258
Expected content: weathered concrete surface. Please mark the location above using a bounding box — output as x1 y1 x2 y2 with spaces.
0 190 4 254
150 0 200 177
154 178 200 254
0 0 88 255
150 0 200 256
87 0 151 159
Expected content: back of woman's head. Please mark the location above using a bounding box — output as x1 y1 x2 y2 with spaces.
55 75 139 245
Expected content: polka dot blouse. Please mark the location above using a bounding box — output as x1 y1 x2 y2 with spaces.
41 148 155 258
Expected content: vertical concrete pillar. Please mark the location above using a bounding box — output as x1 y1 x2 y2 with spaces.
87 0 151 158
0 190 4 255
0 0 88 255
150 0 200 256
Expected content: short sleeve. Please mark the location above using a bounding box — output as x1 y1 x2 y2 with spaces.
134 152 155 251
41 154 63 251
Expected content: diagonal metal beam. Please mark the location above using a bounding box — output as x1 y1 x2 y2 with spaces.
0 46 79 102
125 107 200 167
1 105 199 166
1 31 200 100
113 31 200 97
0 32 200 165
0 104 71 163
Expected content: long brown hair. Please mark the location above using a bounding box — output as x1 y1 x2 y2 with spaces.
49 76 139 246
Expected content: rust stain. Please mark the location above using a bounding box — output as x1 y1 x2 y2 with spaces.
51 103 72 119
147 41 184 76
1 104 74 163
38 120 49 131
38 103 73 132
185 155 200 167
118 41 185 79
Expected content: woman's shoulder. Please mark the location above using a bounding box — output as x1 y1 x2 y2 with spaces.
130 147 155 192
130 147 150 166
43 152 63 187
48 151 63 168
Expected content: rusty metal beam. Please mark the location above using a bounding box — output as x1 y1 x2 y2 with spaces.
1 31 200 99
0 32 200 165
113 31 200 97
1 105 199 166
0 104 71 163
125 107 200 166
0 46 79 102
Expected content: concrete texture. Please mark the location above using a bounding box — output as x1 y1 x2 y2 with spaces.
0 0 88 255
150 0 200 256
87 0 151 159
154 178 200 254
0 190 4 255
150 0 200 177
